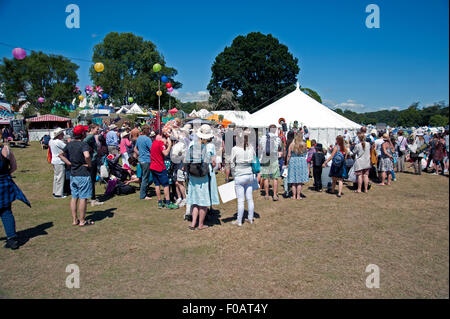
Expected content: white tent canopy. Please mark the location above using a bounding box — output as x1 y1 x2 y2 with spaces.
127 103 145 114
247 84 361 146
212 110 251 127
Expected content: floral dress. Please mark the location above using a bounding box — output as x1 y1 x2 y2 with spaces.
287 150 309 184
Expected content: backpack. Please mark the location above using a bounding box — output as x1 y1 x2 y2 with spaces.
186 145 209 177
332 147 345 168
47 147 52 164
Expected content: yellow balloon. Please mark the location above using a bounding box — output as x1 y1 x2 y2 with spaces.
94 62 104 72
156 90 162 96
78 95 84 101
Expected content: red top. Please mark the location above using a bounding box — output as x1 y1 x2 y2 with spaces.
150 140 166 172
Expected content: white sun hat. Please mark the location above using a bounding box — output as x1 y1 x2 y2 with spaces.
196 124 214 140
52 128 65 139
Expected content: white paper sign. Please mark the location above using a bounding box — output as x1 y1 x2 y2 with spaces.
218 181 236 204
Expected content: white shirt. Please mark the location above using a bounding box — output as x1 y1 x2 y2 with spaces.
374 138 384 156
49 139 66 165
231 145 255 177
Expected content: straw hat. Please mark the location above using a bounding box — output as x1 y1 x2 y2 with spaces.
109 124 117 130
370 129 377 135
196 124 214 140
382 133 389 140
120 131 129 139
52 128 65 139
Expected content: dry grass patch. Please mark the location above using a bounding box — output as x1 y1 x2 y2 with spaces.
0 142 448 298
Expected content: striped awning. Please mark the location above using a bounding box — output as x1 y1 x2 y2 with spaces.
26 115 71 122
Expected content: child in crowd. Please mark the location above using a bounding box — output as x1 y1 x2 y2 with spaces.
311 144 325 191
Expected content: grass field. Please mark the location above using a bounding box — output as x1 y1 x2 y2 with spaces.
0 142 448 298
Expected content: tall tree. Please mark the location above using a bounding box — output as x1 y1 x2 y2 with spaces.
207 32 320 111
0 51 79 112
90 32 181 108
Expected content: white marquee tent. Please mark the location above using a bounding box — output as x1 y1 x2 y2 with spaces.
247 84 361 146
211 110 251 127
126 103 145 114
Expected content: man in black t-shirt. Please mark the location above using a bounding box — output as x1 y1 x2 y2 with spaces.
58 125 94 227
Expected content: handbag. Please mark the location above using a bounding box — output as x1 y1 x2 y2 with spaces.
251 156 261 174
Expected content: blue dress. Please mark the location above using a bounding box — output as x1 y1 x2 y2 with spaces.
287 151 309 184
187 143 220 207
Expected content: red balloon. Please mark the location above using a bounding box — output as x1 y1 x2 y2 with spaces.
165 83 172 88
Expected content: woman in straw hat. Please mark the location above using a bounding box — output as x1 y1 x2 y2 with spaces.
185 124 220 230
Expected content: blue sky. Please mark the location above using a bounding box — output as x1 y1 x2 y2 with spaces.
0 0 448 112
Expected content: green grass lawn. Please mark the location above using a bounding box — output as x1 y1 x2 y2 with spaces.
0 142 448 298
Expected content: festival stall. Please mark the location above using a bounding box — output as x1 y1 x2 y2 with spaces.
26 114 72 141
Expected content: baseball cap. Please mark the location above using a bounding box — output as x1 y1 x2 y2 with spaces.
73 125 88 136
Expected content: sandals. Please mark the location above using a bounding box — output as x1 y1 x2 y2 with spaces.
188 226 196 231
72 219 80 226
79 220 95 227
273 196 279 201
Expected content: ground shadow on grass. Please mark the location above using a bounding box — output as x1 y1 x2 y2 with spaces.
0 222 53 247
222 211 261 224
184 208 223 227
86 208 116 223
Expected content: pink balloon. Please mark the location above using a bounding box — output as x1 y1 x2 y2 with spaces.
38 97 45 103
12 48 27 60
168 87 173 93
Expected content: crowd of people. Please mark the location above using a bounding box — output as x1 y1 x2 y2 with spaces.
1 118 448 249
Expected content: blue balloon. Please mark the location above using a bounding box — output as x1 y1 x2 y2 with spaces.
161 75 168 82
102 93 109 99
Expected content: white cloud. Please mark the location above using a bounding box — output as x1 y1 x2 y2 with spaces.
333 99 365 110
171 90 210 102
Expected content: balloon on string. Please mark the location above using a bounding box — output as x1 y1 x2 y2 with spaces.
161 75 168 82
78 95 84 101
102 93 109 99
156 90 162 96
94 62 104 72
38 97 45 103
167 87 173 93
165 83 172 89
12 48 27 60
128 97 134 103
153 63 162 72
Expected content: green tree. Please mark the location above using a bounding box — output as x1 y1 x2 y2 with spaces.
398 102 422 127
0 51 79 113
208 32 316 111
429 114 448 127
90 32 181 108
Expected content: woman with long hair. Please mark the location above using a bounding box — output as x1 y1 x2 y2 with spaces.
230 128 256 226
378 133 394 186
282 130 295 197
352 133 371 193
322 135 347 197
286 133 309 200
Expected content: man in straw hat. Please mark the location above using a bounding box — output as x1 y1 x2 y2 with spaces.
49 128 67 198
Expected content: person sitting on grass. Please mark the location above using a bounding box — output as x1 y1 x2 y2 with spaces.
58 125 95 227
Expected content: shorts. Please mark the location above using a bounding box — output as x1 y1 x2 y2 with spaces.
150 169 169 187
355 168 370 176
260 159 281 179
70 176 92 199
176 169 187 182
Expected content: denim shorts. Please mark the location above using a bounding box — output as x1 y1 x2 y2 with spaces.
70 176 93 199
150 169 169 187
